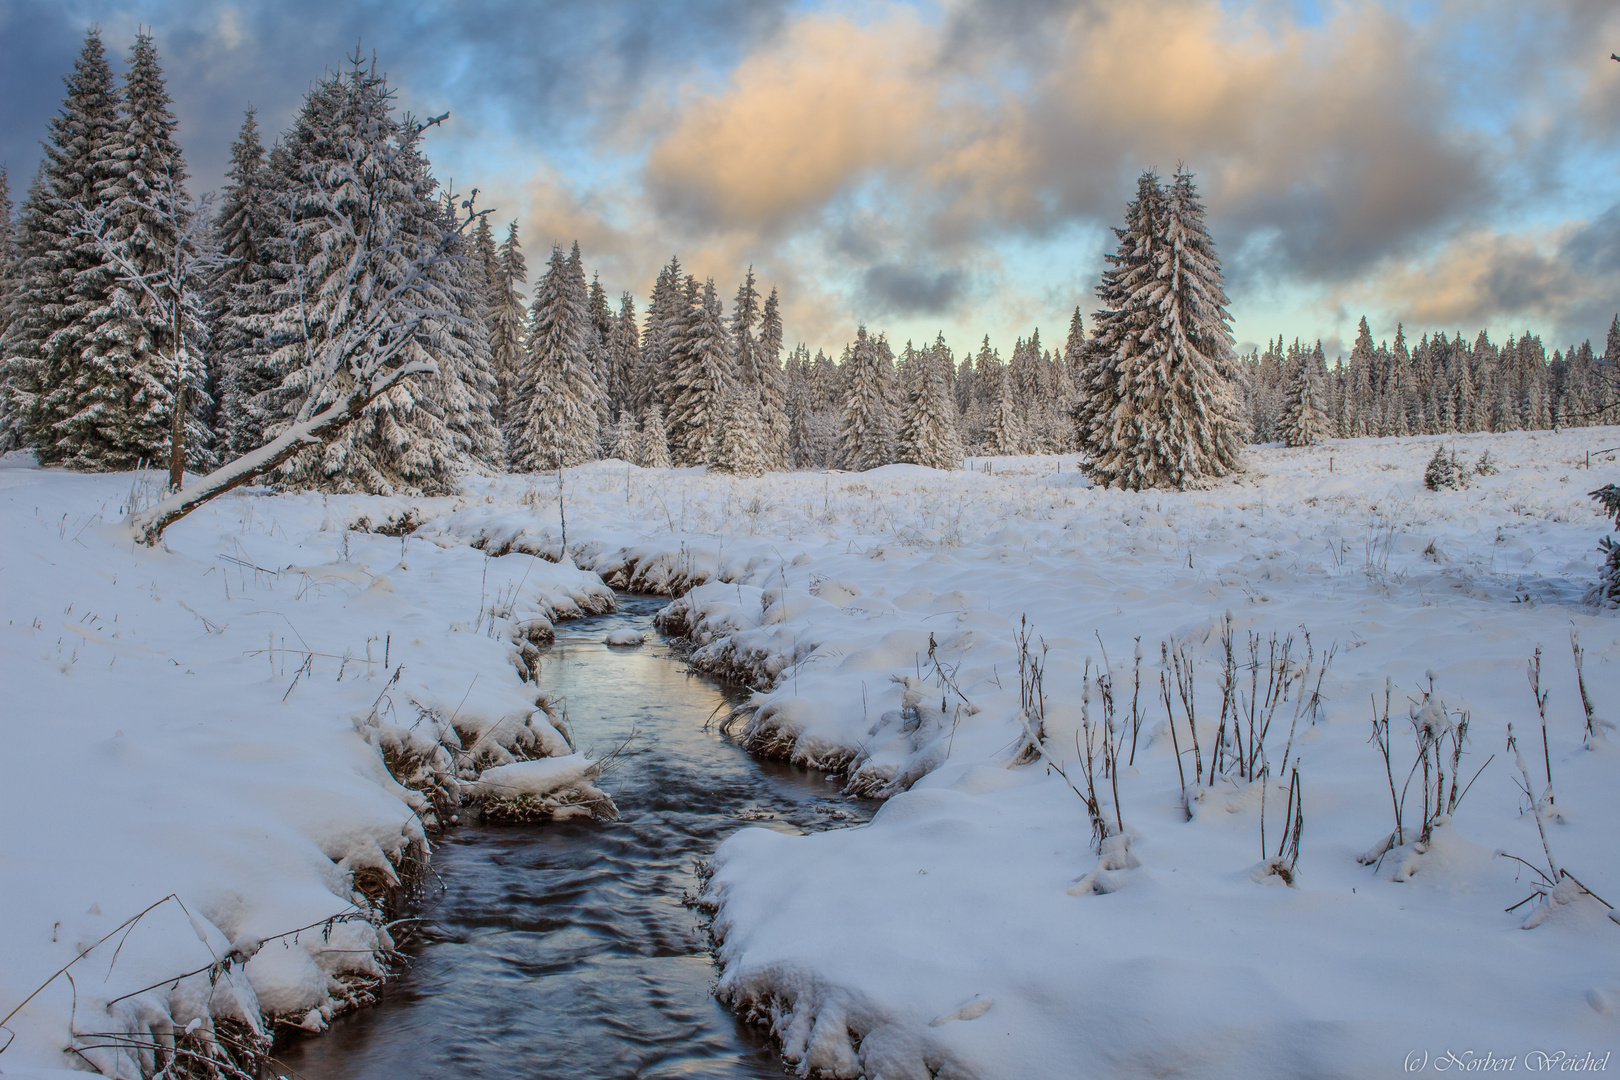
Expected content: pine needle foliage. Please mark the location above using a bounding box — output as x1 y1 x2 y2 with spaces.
1082 169 1245 489
513 243 601 470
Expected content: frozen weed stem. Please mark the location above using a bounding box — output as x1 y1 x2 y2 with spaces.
1360 673 1490 877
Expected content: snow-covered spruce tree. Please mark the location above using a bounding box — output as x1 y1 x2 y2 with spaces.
961 335 999 450
711 386 766 476
423 195 503 475
729 267 788 469
0 167 19 450
666 276 733 467
488 220 528 430
261 56 494 495
785 343 815 467
1083 168 1245 489
210 108 284 456
130 193 495 544
754 285 790 469
609 410 638 463
1063 307 1087 400
512 243 601 470
88 31 217 478
1423 444 1468 491
608 291 640 422
76 194 219 491
3 30 124 464
471 212 500 306
1588 484 1620 606
983 363 1024 455
637 255 683 414
729 267 759 392
1279 339 1328 447
899 334 963 469
840 325 898 470
586 268 614 441
639 403 672 469
1009 330 1044 434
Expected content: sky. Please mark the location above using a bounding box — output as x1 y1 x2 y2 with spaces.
2 0 1618 362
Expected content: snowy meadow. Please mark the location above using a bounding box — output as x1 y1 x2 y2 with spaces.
4 426 1620 1078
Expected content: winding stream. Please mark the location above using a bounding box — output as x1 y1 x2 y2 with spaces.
278 594 871 1079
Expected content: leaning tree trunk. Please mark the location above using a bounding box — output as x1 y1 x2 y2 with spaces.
129 376 411 546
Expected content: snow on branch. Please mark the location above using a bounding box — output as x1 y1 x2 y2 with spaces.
128 183 489 546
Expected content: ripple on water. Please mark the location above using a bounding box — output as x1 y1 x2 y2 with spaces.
277 594 873 1080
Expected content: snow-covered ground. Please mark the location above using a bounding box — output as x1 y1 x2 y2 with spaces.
0 460 613 1077
5 427 1620 1078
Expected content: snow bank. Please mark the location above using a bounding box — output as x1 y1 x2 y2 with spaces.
10 428 1620 1078
423 432 1620 1076
0 464 614 1076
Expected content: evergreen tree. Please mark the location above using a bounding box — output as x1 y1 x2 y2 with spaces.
471 212 500 308
586 270 613 439
840 325 897 470
608 291 639 421
1063 307 1087 394
667 276 733 467
711 386 766 476
983 364 1024 455
1083 168 1244 489
638 255 683 414
1278 339 1328 447
785 343 815 468
1603 314 1620 411
513 243 601 470
1078 171 1163 462
56 30 210 473
964 335 1000 449
609 409 638 463
754 285 790 470
4 29 124 463
489 221 528 430
639 403 672 469
425 197 504 475
899 333 963 469
210 108 281 455
263 56 493 494
0 167 19 449
729 267 759 391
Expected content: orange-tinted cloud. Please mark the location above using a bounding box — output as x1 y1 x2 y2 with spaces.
643 10 942 232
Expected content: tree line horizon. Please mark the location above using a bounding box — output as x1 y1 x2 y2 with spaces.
1 30 1614 503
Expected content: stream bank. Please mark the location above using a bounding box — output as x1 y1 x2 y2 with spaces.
277 594 874 1079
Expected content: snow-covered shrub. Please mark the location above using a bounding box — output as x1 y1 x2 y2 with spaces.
1423 444 1469 490
1474 449 1498 476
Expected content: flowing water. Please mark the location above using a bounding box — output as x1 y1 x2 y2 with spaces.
278 594 872 1079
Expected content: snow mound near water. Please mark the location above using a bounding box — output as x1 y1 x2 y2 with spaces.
470 754 618 822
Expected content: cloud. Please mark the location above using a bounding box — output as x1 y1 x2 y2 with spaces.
1338 206 1620 345
0 0 793 194
631 0 1511 343
4 0 1619 356
861 263 967 318
950 0 1488 280
643 10 939 234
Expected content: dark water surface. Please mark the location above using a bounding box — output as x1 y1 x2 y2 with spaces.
278 595 870 1079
